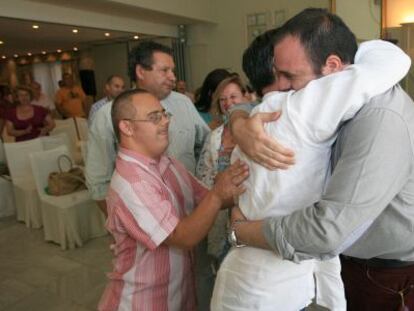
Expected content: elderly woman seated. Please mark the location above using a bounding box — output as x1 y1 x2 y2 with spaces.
4 86 55 142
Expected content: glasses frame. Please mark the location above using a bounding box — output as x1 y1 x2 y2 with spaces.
123 110 172 125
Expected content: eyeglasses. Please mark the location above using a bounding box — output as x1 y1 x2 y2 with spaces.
123 110 172 125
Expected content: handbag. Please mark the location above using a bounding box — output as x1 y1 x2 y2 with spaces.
47 154 86 196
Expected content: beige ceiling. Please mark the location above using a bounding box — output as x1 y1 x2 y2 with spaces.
0 16 149 59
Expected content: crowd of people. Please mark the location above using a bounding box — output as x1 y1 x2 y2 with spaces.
88 8 414 311
1 6 413 311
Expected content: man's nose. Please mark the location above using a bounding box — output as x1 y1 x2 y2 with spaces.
276 77 292 92
168 70 176 82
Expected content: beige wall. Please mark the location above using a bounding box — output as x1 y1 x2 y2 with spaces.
186 0 330 90
185 0 383 90
336 0 381 41
89 43 130 100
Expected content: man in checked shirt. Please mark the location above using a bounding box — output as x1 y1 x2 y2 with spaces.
98 88 248 311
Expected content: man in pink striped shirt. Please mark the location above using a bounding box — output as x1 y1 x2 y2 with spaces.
98 88 248 311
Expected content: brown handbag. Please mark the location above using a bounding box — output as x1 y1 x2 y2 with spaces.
47 154 86 196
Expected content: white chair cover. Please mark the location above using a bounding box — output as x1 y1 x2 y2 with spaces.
50 119 82 164
0 139 6 163
4 139 43 227
0 141 14 217
30 146 107 249
79 140 88 164
41 132 71 151
75 117 88 141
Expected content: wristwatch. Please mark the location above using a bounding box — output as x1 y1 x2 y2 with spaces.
228 220 246 248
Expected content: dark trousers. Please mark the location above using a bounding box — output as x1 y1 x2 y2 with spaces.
341 256 414 311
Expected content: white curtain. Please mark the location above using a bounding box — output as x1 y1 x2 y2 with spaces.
33 62 62 100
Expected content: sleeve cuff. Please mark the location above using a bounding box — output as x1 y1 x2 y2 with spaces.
263 217 299 263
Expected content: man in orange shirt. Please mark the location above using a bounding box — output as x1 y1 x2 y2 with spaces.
55 73 86 118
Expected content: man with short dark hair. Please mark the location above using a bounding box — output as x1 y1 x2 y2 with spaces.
98 88 248 311
229 8 414 311
86 40 209 216
88 74 125 126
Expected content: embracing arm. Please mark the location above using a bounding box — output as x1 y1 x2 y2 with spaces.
164 160 248 249
263 106 411 261
229 108 295 170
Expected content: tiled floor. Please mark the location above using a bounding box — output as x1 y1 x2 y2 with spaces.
0 216 112 311
0 216 329 311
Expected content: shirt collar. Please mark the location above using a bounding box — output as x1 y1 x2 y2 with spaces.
118 147 172 174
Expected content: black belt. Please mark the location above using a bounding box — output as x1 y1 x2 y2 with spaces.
342 255 414 268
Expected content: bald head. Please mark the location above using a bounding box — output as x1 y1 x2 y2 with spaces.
111 89 148 140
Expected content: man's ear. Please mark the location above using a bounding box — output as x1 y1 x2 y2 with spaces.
135 65 145 81
119 120 133 137
321 55 346 75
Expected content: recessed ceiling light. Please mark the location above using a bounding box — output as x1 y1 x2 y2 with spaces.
57 49 62 53
13 54 18 58
27 52 32 56
1 55 6 59
104 32 110 37
72 29 78 33
73 47 78 51
0 41 3 45
133 35 139 40
41 51 46 55
32 25 39 29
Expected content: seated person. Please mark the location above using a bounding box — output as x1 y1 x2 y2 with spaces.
31 81 55 112
5 86 55 142
211 40 411 310
55 73 86 118
98 88 248 311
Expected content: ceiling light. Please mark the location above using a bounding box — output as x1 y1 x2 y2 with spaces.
41 51 46 55
57 49 62 53
104 32 110 37
133 35 139 40
32 25 39 29
27 52 32 56
72 29 78 33
73 47 78 51
0 41 3 45
1 55 6 59
13 54 18 58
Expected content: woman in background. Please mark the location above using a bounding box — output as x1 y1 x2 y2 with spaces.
5 86 55 142
197 75 249 263
194 68 232 129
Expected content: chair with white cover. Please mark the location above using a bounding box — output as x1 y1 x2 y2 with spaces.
0 140 15 218
79 140 88 164
50 118 81 163
4 139 43 227
74 117 88 141
30 146 107 249
41 132 71 151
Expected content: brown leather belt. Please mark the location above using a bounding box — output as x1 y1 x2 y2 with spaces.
342 255 414 268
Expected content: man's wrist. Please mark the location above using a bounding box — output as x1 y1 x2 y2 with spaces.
229 111 248 136
229 219 247 247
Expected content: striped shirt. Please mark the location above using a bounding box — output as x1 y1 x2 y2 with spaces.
98 147 207 311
